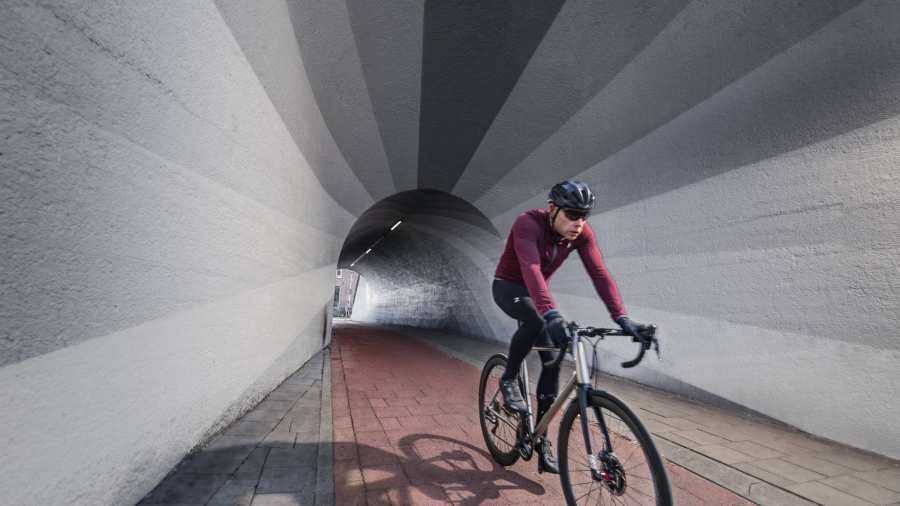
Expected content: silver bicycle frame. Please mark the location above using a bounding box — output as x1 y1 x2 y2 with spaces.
527 333 592 437
525 332 603 476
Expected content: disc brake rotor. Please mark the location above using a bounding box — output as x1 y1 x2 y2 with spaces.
600 452 627 495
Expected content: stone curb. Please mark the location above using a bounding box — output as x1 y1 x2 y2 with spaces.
314 348 334 506
654 437 817 506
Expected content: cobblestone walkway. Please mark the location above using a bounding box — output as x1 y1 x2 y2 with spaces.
138 351 331 506
330 324 758 505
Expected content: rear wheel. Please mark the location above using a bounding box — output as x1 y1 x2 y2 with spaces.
558 390 672 505
478 354 521 466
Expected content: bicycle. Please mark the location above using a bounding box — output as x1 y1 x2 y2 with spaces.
478 322 672 505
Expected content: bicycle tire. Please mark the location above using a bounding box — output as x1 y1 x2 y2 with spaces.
478 354 521 466
558 390 672 505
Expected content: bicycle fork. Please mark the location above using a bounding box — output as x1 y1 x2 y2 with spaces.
573 334 612 482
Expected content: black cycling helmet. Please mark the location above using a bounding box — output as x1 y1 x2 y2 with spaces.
548 180 595 211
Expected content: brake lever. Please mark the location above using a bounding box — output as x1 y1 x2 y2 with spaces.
642 324 662 361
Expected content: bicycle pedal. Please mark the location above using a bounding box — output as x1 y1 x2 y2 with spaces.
517 442 534 461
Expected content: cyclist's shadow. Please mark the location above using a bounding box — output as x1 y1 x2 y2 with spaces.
338 433 547 505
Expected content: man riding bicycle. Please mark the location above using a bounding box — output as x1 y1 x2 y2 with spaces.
492 180 651 475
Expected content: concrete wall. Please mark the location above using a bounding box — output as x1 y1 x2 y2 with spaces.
0 1 364 504
330 0 900 459
468 0 900 458
2 0 899 503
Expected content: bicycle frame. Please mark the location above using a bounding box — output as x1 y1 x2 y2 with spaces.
520 330 609 478
526 331 591 436
481 322 668 502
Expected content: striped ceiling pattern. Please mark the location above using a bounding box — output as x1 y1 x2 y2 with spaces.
218 0 900 217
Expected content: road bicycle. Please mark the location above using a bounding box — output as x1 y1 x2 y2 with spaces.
478 322 672 505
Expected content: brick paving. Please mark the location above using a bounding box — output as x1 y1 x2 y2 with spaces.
331 324 757 505
135 322 900 506
383 323 900 506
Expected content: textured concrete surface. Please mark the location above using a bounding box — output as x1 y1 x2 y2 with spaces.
2 0 899 504
1 1 350 503
138 351 329 506
339 190 503 342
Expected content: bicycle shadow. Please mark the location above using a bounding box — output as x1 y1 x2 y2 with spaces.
335 433 550 505
139 434 554 505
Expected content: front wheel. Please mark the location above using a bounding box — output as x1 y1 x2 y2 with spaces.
478 354 521 466
558 390 672 505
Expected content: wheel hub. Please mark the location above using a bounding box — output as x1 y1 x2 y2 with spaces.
599 452 627 495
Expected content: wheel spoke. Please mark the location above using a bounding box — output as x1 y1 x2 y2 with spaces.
479 358 524 463
560 395 669 506
573 485 594 504
604 413 644 481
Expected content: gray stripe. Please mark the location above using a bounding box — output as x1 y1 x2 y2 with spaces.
346 0 424 193
454 0 690 200
287 0 396 201
214 0 375 216
467 0 866 216
417 0 566 191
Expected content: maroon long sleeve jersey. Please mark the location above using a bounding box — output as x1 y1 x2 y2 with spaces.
494 208 627 320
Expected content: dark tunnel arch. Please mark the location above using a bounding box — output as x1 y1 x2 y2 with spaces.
338 189 499 267
336 190 505 337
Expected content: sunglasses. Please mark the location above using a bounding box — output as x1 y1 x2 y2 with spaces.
562 209 590 221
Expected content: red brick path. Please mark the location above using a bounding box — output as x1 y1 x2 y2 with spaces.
331 325 756 505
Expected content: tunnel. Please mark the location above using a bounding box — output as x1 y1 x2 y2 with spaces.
337 189 504 338
2 1 899 504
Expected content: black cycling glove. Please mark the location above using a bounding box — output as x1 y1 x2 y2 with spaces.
616 316 650 348
543 309 569 348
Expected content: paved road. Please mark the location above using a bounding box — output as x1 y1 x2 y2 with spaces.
138 321 900 505
331 324 755 505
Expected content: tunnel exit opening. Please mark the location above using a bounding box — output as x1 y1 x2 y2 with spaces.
333 189 500 336
333 268 361 319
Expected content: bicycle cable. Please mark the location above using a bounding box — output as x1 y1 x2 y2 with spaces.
589 336 603 388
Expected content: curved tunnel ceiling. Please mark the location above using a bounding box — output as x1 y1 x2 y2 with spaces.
211 0 900 348
215 0 894 221
338 190 499 270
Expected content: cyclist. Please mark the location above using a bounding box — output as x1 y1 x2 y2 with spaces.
492 180 650 475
